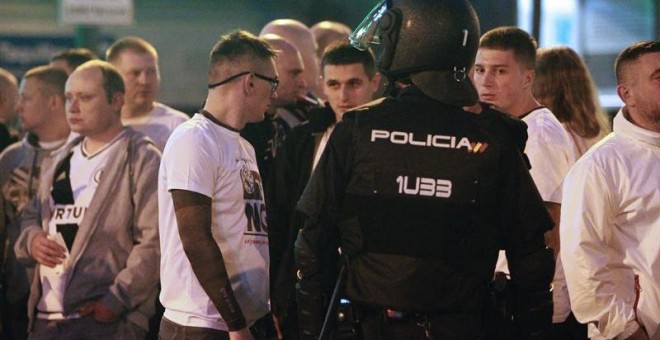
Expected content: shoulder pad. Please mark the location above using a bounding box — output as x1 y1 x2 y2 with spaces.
348 97 388 113
481 104 528 152
342 97 390 121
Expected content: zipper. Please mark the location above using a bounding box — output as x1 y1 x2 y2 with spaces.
633 274 641 323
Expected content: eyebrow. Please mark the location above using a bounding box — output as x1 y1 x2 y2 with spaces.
474 63 509 67
325 77 363 82
650 68 660 78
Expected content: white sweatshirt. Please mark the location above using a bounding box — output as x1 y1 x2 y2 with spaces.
561 108 660 339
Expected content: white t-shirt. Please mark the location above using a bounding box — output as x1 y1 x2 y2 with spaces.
159 113 270 330
122 102 189 151
38 133 123 319
494 107 575 323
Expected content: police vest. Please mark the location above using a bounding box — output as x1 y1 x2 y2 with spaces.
337 91 528 313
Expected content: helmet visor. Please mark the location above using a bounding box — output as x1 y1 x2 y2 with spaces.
349 0 388 51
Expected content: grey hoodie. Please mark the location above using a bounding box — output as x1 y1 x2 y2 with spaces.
1 133 71 305
14 127 161 331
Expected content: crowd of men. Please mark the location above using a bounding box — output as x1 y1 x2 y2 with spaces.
0 0 658 339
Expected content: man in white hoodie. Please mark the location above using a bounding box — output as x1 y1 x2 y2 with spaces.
561 41 660 340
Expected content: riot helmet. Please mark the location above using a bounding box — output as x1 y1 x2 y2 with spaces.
350 0 480 106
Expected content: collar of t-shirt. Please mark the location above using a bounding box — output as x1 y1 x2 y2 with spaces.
519 106 545 120
201 110 241 133
38 138 67 151
81 129 126 159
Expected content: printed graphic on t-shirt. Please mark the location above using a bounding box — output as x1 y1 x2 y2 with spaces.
239 159 268 243
49 153 79 249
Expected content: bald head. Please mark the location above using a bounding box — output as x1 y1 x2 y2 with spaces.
311 21 351 58
261 34 307 107
261 34 299 58
0 67 18 125
261 19 321 96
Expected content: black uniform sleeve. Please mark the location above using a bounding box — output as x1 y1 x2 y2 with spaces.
294 120 354 339
500 147 555 338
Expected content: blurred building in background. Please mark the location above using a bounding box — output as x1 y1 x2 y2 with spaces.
0 0 657 115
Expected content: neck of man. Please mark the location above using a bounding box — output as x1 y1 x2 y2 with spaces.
624 106 660 133
34 113 70 143
507 94 541 118
83 123 124 154
121 102 155 119
203 97 244 131
267 106 278 118
33 122 71 143
334 108 345 123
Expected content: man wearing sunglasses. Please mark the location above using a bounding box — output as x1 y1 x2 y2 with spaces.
158 31 277 339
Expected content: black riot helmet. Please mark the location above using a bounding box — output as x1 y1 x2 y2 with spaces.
350 0 480 106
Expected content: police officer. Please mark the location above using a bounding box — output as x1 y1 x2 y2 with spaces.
294 0 555 339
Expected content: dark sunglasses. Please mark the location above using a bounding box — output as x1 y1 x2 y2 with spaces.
207 71 279 93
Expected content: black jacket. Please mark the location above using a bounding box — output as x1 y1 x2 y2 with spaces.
241 98 323 187
267 106 335 317
294 86 554 338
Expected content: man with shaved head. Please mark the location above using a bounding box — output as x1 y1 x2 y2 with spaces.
261 34 308 124
261 19 323 101
311 21 351 58
242 33 320 185
158 30 276 339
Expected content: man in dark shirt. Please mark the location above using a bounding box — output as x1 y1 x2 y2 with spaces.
268 42 380 339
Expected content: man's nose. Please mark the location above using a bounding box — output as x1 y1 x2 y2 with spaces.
340 86 350 101
298 76 308 90
137 71 149 84
482 71 495 86
67 98 80 112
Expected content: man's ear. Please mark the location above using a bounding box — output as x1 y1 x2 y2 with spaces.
617 84 631 105
522 68 535 89
111 92 124 111
243 73 255 95
49 94 64 111
370 72 382 92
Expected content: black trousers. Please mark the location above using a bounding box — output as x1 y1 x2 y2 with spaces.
159 313 275 340
358 307 485 340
